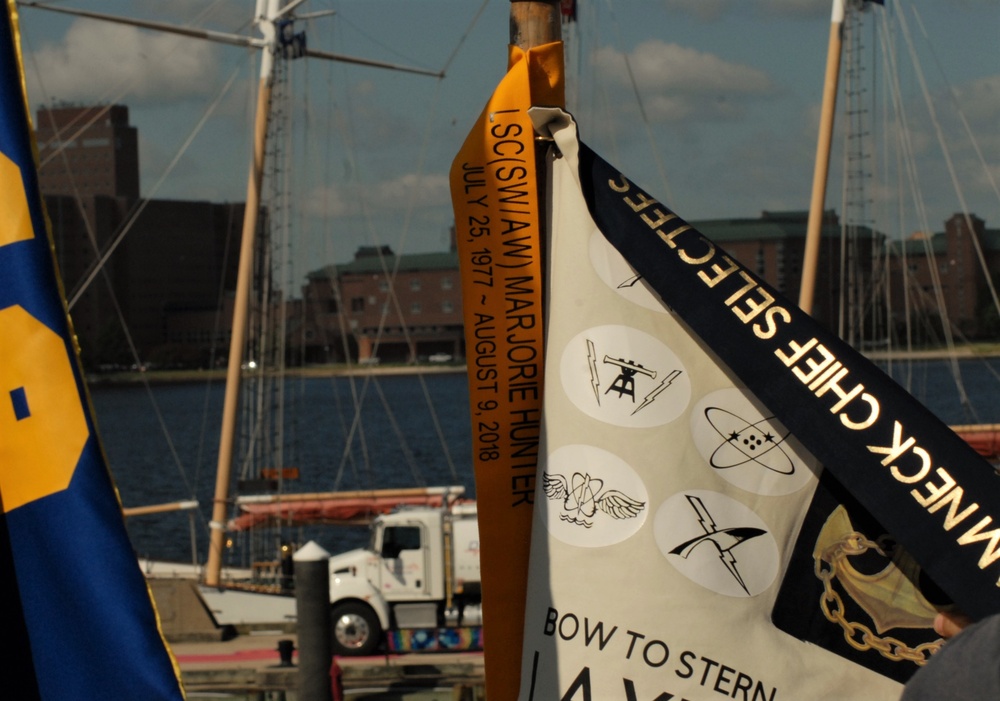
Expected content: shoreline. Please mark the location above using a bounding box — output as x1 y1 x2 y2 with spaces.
91 344 1000 382
86 363 469 386
86 344 1000 385
863 345 1000 361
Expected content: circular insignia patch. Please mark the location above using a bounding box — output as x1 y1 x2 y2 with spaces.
560 324 690 428
538 444 648 548
653 490 778 598
588 228 667 313
690 387 819 496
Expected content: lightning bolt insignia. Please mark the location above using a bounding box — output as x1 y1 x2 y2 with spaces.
632 369 682 415
586 338 601 405
669 495 766 596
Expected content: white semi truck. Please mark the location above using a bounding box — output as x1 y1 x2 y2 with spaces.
325 502 482 655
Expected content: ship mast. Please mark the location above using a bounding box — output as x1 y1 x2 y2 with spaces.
205 0 280 587
18 0 441 587
798 0 846 315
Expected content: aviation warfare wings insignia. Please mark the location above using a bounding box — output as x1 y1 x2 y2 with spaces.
543 471 646 528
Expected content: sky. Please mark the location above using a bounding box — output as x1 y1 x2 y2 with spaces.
14 0 1000 291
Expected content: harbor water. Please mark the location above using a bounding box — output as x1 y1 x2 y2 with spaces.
91 358 1000 565
91 371 475 565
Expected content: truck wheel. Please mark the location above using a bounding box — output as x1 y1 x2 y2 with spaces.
331 602 381 656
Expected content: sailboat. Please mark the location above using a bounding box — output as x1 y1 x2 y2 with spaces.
16 0 485 630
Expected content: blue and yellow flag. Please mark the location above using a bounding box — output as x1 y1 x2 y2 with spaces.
0 3 184 698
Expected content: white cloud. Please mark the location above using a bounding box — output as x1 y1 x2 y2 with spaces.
592 40 776 121
953 75 1000 125
26 20 222 106
302 173 451 219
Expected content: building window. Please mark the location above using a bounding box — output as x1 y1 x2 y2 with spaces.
410 278 421 291
379 279 389 292
441 277 453 290
441 300 454 313
350 297 364 312
411 302 422 315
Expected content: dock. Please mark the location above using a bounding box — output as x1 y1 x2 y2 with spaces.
173 632 486 699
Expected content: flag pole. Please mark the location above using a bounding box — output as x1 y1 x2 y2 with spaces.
509 0 562 50
798 0 844 315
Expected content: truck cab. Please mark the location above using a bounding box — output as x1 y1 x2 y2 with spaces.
327 503 480 655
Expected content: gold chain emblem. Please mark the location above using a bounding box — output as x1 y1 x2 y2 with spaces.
814 506 944 665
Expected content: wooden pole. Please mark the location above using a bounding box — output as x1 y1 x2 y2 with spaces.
205 0 279 587
798 0 844 315
509 0 562 50
123 500 199 518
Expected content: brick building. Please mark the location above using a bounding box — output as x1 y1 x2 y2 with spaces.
888 213 1000 340
39 103 998 366
36 104 140 204
696 209 870 330
302 246 463 364
36 104 243 367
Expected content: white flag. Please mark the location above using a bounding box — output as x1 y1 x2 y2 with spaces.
518 110 906 700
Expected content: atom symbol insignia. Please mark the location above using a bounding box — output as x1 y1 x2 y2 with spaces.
669 495 766 596
704 406 796 475
543 471 645 528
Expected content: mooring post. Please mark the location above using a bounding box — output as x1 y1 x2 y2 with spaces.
294 541 333 701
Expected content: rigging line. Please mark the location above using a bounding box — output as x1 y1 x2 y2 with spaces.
67 63 244 310
417 371 459 482
334 7 438 73
881 27 958 369
909 5 1000 324
380 77 450 362
878 12 917 380
305 63 369 489
601 0 673 206
297 133 372 489
369 75 461 481
910 6 1000 209
320 68 378 492
21 43 231 517
194 203 239 521
878 15 953 332
25 0 248 169
333 373 377 491
371 377 427 488
437 0 490 77
101 276 199 497
23 50 204 504
898 7 1000 319
896 8 983 409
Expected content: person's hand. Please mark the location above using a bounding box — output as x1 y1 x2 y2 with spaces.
934 611 973 639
